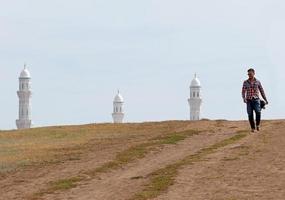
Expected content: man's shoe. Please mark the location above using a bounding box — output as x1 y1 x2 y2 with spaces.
256 126 260 131
251 129 255 133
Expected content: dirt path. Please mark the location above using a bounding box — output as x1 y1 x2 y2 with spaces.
41 129 240 200
154 121 285 200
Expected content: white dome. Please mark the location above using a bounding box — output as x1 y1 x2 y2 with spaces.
114 91 124 102
190 74 201 87
20 66 31 78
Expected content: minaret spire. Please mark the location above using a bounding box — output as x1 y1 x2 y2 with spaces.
16 66 32 129
188 73 202 120
112 90 125 123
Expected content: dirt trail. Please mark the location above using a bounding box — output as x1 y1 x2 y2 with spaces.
42 129 239 200
154 121 285 200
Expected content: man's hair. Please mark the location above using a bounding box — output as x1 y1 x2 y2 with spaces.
247 68 255 73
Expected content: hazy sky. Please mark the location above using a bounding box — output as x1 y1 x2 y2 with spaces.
1 0 284 129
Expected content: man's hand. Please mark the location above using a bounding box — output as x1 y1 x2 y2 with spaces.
265 100 269 105
243 98 247 103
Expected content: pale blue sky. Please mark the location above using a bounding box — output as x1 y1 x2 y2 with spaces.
0 0 284 129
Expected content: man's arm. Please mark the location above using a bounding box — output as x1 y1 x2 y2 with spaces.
258 81 268 103
242 81 247 103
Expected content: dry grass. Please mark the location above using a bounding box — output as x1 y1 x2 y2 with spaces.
0 126 93 173
0 121 199 174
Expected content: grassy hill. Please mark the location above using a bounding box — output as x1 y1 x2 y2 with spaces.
0 120 284 200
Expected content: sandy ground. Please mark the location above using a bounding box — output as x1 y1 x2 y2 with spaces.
0 120 284 200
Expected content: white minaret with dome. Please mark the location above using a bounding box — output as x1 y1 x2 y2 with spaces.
112 90 124 123
16 64 32 129
188 74 202 120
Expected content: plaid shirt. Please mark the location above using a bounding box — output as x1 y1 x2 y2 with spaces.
242 78 267 101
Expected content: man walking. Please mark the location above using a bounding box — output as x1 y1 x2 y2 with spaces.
242 68 268 133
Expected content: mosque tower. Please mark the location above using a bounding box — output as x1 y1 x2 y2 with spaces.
16 64 32 129
188 74 202 120
112 90 124 123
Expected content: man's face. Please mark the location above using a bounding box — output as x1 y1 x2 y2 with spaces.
248 71 255 79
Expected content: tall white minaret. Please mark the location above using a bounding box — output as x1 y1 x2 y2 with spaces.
16 64 32 129
188 74 202 120
112 90 124 123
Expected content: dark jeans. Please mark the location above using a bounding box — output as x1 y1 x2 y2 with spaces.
246 98 261 129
